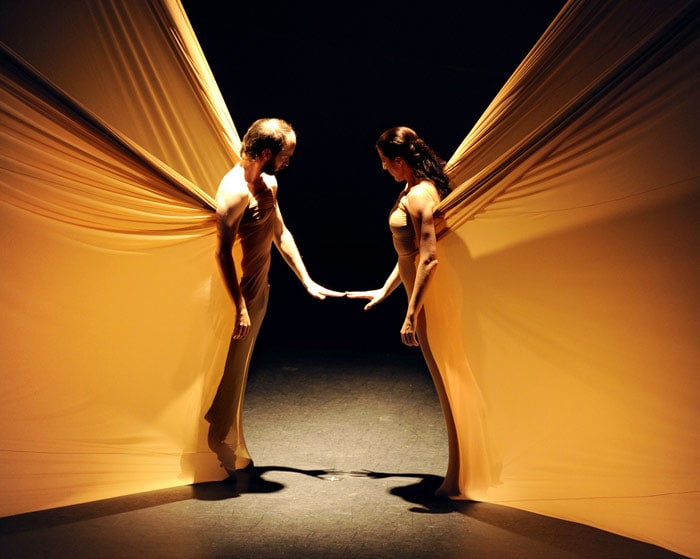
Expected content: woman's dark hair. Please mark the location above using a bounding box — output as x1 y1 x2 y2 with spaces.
241 118 295 160
376 126 452 199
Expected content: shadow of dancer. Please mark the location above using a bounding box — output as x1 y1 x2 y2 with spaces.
192 465 343 501
348 470 476 514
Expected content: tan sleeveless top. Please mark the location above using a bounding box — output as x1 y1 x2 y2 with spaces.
389 184 439 257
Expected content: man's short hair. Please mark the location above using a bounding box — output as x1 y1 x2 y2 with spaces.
240 118 296 160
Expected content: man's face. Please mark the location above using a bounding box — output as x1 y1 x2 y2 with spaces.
262 143 296 175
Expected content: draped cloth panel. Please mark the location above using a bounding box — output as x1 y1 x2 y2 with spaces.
0 0 240 195
1 0 239 517
1 0 698 557
430 0 699 556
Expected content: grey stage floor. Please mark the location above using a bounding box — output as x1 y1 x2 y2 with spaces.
0 346 687 558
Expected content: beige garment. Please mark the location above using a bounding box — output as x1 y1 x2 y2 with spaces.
205 178 277 470
389 184 440 257
205 283 269 470
390 184 501 497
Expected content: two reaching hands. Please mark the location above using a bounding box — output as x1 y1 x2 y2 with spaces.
305 280 346 300
233 283 417 347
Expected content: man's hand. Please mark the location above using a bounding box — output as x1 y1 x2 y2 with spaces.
306 280 346 300
232 307 251 339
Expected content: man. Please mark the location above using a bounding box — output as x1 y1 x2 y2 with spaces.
206 118 343 477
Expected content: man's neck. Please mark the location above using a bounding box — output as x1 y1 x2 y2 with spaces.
240 159 266 193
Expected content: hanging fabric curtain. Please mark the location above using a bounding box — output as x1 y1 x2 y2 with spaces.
427 0 699 556
1 0 240 517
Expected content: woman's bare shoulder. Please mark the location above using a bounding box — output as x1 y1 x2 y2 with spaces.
406 181 439 210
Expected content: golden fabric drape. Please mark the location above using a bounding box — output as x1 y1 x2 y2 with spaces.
430 0 699 556
1 0 239 517
1 0 698 556
1 0 239 194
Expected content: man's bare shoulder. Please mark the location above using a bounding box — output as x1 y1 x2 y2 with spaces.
261 172 278 190
216 166 249 210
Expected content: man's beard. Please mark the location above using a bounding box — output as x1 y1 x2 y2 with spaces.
262 160 277 175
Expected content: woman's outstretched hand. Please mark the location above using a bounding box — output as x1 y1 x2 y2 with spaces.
346 289 386 311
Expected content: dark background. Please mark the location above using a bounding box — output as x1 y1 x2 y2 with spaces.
181 1 565 352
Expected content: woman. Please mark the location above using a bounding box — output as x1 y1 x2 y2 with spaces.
347 126 460 496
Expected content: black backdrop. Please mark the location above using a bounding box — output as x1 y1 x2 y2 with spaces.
181 1 565 352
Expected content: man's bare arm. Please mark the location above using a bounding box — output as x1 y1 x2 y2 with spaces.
215 178 251 338
272 203 345 299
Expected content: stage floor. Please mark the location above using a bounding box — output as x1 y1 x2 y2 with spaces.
0 345 686 558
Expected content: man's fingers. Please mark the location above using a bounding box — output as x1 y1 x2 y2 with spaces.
232 324 250 340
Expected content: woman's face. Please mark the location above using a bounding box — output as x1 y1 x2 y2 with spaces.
377 149 405 183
